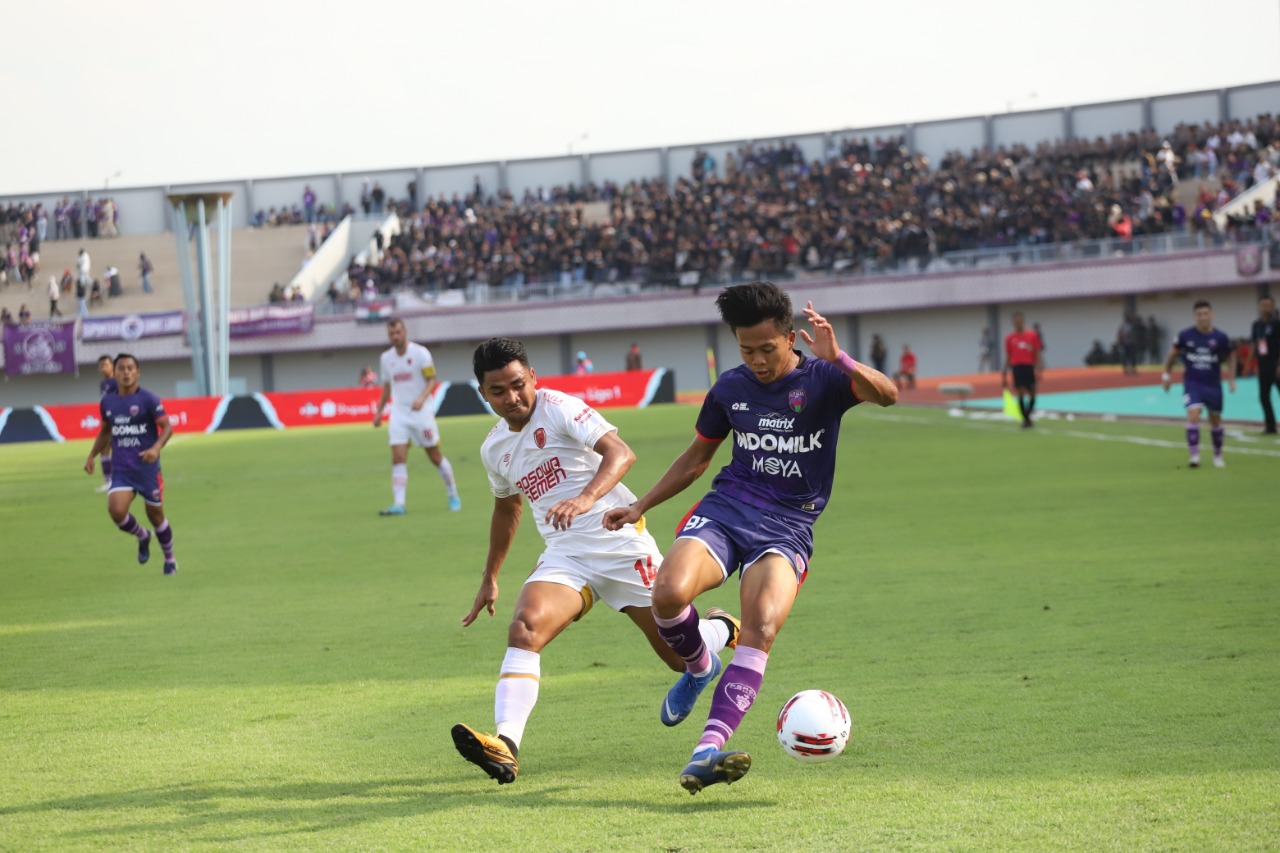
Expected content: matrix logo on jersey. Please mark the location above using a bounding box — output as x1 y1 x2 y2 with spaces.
788 389 807 413
757 414 795 431
516 456 566 502
534 427 546 449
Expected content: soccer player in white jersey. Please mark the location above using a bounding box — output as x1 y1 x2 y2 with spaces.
452 337 740 785
372 318 461 515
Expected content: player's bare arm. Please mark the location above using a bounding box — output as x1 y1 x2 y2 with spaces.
140 418 173 464
373 381 391 425
1225 352 1238 393
799 301 898 407
545 430 635 531
412 373 437 412
603 435 720 530
84 420 111 474
1161 346 1179 391
463 494 523 627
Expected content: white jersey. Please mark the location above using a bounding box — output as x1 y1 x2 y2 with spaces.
379 342 437 410
481 388 640 549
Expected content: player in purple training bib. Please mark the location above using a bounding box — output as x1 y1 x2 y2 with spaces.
1161 299 1237 469
83 353 180 574
94 355 118 493
604 281 898 794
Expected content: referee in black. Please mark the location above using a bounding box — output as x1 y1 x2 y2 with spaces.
1253 294 1280 435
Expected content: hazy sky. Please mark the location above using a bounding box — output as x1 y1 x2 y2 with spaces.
7 0 1280 194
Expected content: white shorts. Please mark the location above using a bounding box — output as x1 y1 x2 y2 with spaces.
388 407 439 448
528 529 663 613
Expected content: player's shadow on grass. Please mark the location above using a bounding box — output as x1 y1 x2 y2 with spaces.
2 777 767 844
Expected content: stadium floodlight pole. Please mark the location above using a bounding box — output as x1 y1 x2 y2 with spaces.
194 199 219 396
167 191 233 397
168 198 208 396
216 197 232 397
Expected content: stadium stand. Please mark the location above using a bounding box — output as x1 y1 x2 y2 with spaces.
2 112 1277 318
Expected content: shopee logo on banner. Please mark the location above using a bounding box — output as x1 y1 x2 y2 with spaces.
265 388 382 427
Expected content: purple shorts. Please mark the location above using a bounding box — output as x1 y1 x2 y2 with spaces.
1182 382 1223 414
109 465 164 506
675 490 812 583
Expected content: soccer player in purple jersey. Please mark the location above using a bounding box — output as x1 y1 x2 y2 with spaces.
84 354 179 574
604 281 898 794
95 355 118 493
1162 300 1237 468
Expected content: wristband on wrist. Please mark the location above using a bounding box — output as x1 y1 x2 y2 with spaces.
835 350 860 377
1161 372 1171 382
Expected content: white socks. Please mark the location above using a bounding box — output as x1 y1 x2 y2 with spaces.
495 647 541 748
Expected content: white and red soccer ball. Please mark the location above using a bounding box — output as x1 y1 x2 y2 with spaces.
776 689 851 762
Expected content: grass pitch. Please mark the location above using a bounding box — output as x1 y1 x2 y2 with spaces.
1 405 1277 851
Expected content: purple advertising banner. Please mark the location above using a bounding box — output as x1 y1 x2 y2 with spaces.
81 311 186 342
229 304 315 338
3 321 78 377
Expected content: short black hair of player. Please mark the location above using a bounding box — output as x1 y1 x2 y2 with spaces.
97 354 112 365
1193 300 1212 311
716 281 793 335
386 317 405 328
473 336 530 382
113 353 139 369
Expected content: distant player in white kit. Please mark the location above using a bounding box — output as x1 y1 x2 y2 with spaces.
372 318 461 515
452 336 739 785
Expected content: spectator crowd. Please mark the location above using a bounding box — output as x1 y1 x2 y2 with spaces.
339 112 1279 300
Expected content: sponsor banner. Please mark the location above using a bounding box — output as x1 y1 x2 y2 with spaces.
41 394 225 441
229 304 315 338
538 369 664 409
3 321 77 377
355 299 395 323
262 387 384 427
1237 245 1262 276
81 311 185 342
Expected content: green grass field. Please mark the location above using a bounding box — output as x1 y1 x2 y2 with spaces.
1 405 1277 852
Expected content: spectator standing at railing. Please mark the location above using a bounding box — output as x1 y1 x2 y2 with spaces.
48 274 62 317
138 253 154 294
303 185 316 223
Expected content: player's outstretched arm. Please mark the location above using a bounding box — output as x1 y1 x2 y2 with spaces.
800 301 897 406
603 436 719 530
463 494 523 627
545 430 635 531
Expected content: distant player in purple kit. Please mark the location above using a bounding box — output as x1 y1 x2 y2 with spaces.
604 281 898 794
95 355 117 493
84 354 179 574
1162 300 1237 468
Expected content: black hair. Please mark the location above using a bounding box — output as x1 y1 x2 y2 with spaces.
715 281 793 334
113 353 138 368
1193 300 1212 311
97 354 112 364
473 336 529 382
386 317 404 328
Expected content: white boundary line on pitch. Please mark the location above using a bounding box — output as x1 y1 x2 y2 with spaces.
869 411 1280 458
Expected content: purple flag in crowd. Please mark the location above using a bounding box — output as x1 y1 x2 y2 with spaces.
3 321 78 377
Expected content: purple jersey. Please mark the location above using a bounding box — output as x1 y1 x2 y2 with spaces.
100 387 167 475
1173 326 1232 387
100 377 118 397
695 353 860 523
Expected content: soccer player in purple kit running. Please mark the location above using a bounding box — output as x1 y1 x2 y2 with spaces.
604 281 898 794
84 354 179 574
95 355 117 493
1161 300 1237 468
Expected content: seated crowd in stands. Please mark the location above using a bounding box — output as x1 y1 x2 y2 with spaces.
342 111 1279 299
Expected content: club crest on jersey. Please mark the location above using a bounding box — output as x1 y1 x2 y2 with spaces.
534 427 546 449
129 405 140 416
788 389 807 413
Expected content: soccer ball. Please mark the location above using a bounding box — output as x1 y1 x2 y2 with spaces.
776 689 851 762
